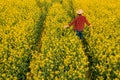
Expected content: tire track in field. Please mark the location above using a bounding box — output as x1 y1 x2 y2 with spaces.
34 0 51 52
81 37 93 80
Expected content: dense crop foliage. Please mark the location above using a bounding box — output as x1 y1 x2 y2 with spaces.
27 2 89 80
0 0 41 79
0 0 120 80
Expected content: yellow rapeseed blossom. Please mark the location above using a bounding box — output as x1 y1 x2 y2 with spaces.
0 0 41 79
1 0 119 80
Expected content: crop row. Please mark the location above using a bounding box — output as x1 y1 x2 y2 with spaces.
0 0 41 79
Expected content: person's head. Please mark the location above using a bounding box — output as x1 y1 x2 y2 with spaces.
76 9 84 15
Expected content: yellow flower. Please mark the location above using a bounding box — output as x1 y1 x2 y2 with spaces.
55 71 60 75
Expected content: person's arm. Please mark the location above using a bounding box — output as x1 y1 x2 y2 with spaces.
84 17 92 26
84 17 93 35
64 18 77 28
85 17 93 36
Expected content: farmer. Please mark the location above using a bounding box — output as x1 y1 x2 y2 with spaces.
64 9 92 39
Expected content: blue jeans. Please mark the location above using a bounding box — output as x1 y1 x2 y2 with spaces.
76 30 83 39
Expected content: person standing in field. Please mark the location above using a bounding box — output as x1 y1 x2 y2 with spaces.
64 9 92 39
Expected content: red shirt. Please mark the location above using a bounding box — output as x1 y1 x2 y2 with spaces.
69 15 90 31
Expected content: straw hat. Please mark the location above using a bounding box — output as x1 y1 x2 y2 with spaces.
76 9 84 14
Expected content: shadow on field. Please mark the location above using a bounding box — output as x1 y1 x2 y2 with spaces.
34 13 46 52
81 37 93 80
